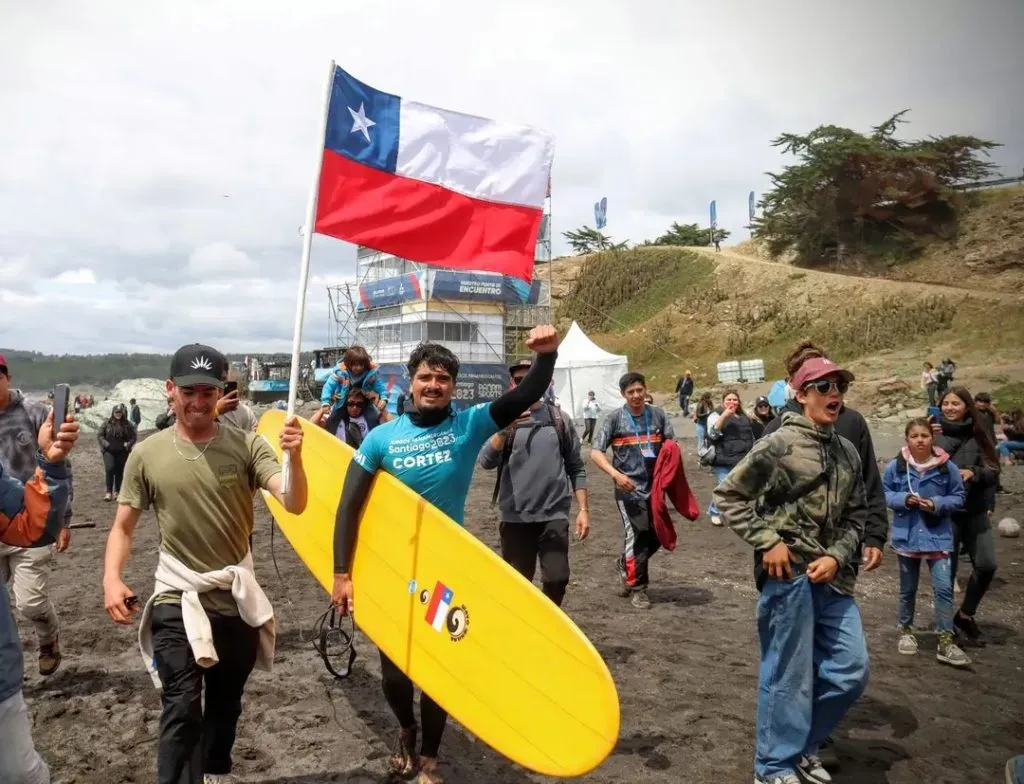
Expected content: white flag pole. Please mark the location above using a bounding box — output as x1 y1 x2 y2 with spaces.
282 58 337 494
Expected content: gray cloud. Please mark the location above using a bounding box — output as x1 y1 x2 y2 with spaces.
0 0 1020 353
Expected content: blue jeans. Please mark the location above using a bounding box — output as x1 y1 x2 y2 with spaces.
755 574 869 779
707 466 731 517
997 440 1024 459
897 554 953 633
695 421 707 451
0 691 49 783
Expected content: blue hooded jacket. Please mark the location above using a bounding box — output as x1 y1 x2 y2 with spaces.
320 362 389 413
883 447 965 554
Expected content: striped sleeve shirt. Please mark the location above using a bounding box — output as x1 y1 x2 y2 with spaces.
594 405 675 501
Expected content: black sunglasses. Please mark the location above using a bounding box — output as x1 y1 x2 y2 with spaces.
802 378 850 395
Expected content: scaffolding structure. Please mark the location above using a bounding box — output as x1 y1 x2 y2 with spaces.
325 199 553 367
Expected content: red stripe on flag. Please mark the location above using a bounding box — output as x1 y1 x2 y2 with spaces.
424 580 445 624
314 150 541 281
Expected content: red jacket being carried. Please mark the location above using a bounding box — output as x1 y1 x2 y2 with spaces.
651 439 699 550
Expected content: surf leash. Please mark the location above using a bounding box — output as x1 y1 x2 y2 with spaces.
270 520 358 680
311 603 358 680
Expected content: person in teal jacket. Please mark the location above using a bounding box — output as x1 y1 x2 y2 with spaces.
0 410 79 784
319 345 389 416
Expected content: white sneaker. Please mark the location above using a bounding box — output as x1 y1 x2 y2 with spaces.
797 754 832 783
897 628 918 655
711 515 723 526
204 775 232 784
755 774 801 784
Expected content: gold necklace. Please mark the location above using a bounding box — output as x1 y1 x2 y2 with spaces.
173 423 220 462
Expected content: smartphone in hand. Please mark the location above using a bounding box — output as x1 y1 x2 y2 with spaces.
224 380 239 396
52 384 70 437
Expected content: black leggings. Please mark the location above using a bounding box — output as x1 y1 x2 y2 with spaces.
499 520 570 607
951 514 997 617
379 649 448 758
103 451 128 493
582 418 596 444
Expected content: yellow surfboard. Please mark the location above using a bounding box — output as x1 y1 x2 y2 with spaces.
256 409 620 777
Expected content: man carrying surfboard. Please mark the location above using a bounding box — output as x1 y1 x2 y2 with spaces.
100 343 309 784
331 324 560 784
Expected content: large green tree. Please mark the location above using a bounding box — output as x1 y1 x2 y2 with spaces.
752 111 999 265
651 222 730 246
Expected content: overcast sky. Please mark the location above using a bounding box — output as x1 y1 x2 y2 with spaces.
1 0 1021 355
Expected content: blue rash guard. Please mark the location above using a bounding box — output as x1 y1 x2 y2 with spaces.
333 351 557 573
352 403 498 525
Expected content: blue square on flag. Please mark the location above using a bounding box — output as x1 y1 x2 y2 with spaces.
324 66 400 173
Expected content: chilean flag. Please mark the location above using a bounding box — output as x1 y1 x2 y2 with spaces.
424 581 453 632
314 66 554 283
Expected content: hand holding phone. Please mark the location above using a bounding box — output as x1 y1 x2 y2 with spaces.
52 383 71 437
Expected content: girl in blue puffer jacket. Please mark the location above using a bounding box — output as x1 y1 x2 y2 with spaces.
883 417 969 668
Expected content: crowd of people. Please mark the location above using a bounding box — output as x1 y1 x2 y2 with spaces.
0 332 1021 783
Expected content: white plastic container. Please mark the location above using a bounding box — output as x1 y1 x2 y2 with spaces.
716 361 743 384
740 359 766 383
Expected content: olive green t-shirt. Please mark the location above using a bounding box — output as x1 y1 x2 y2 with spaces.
118 425 282 615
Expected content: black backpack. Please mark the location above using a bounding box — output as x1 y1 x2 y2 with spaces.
490 404 573 506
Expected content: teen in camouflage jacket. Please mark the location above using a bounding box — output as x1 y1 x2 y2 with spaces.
713 356 871 784
713 410 869 595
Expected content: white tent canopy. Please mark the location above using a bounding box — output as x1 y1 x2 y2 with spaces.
553 321 629 423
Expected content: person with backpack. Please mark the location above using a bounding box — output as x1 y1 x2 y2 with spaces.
477 359 589 608
761 340 887 775
882 418 970 668
714 357 870 784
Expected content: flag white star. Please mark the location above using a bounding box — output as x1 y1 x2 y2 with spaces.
348 102 376 143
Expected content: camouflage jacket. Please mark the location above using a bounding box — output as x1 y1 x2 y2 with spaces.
713 411 867 595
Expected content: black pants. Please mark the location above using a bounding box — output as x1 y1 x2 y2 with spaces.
379 649 448 758
679 395 690 416
150 604 260 784
951 514 997 617
499 520 570 607
582 418 596 444
617 498 660 589
103 450 128 493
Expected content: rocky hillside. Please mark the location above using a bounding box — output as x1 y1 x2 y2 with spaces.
885 185 1024 292
549 202 1024 418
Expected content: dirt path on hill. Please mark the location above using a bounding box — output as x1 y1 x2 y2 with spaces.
689 246 1023 303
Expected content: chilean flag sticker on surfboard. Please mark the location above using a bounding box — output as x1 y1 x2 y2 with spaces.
425 581 454 631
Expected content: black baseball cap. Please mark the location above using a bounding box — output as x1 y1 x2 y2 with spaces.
508 359 532 376
170 343 228 388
